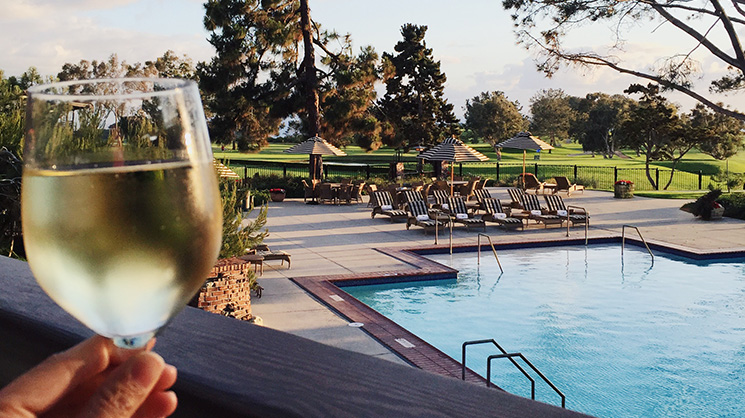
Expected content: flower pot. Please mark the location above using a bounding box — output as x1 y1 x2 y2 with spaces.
710 206 724 220
614 183 634 199
270 191 285 202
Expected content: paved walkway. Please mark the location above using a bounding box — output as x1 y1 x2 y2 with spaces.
248 189 745 365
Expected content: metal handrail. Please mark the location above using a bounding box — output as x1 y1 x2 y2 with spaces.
622 225 654 261
477 234 504 273
488 353 566 409
462 339 566 408
565 205 589 245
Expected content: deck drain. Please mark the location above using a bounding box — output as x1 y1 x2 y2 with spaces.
328 294 344 302
348 322 364 327
395 338 415 348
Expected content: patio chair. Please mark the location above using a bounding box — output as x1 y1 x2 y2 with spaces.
405 200 445 234
371 191 408 222
459 179 478 201
544 194 589 227
252 244 291 269
366 184 378 207
434 180 449 191
554 176 585 196
338 183 354 204
507 188 525 209
302 179 316 203
351 181 366 203
481 198 523 230
520 173 557 195
421 183 435 206
318 183 336 204
519 194 563 228
446 196 486 231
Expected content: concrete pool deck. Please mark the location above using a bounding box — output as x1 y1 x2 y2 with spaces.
248 188 745 366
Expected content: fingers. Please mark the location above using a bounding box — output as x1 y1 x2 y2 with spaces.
132 391 178 418
79 351 169 418
0 336 111 414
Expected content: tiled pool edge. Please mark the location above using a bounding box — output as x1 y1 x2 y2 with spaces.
291 235 745 383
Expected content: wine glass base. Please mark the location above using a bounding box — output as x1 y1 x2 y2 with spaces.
113 332 156 349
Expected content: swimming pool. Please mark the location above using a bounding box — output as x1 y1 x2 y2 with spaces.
342 244 745 418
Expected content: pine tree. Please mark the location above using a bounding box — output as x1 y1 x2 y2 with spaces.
199 0 382 151
379 24 460 150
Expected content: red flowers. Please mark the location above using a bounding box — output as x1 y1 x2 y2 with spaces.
269 188 285 193
615 180 633 186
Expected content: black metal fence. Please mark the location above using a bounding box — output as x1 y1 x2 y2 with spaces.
224 159 725 191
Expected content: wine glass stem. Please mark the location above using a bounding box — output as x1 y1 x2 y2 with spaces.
113 332 156 349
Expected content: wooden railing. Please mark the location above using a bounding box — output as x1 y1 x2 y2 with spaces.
0 256 588 417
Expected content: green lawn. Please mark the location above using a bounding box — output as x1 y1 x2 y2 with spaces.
214 141 745 175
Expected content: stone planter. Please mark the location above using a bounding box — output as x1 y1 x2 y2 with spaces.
710 206 724 220
270 190 286 202
614 183 634 199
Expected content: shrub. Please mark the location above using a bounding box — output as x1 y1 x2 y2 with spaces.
219 178 267 259
719 192 745 220
680 189 723 220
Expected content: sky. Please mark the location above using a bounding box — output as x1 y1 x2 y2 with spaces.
2 0 744 120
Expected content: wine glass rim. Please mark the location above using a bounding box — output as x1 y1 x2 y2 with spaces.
27 77 195 101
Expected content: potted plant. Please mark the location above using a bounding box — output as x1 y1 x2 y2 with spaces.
614 180 634 198
269 188 286 202
681 189 725 220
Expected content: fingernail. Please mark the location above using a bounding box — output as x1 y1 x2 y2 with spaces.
131 352 165 387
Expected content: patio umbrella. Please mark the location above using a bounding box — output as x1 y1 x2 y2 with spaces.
283 136 347 180
494 131 554 175
419 136 489 195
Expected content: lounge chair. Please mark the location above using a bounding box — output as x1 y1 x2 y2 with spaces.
520 173 557 195
402 190 425 210
507 188 525 209
481 198 523 230
544 195 589 227
248 244 291 269
519 194 563 228
446 196 486 231
554 176 585 196
431 190 450 210
473 189 492 212
371 191 408 222
406 200 445 234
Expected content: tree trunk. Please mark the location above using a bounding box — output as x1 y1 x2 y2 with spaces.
300 0 320 137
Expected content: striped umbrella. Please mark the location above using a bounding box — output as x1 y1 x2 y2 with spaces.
495 131 554 175
419 136 489 195
284 136 347 180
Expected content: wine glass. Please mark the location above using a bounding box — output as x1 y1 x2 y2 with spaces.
22 78 222 349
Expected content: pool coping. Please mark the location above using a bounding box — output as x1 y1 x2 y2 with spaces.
290 234 745 383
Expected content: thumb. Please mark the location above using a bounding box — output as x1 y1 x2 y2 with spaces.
79 352 166 418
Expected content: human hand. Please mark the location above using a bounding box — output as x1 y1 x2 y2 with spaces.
0 336 177 418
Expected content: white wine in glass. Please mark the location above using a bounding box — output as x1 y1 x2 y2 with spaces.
22 78 222 349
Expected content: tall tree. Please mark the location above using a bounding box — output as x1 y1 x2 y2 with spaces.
529 89 573 146
615 84 691 189
503 0 745 121
570 93 633 158
200 0 381 152
464 91 527 145
689 104 745 161
378 24 460 150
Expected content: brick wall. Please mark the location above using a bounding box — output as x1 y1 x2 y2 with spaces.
189 257 253 321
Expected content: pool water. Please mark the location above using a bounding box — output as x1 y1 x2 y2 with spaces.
343 245 745 418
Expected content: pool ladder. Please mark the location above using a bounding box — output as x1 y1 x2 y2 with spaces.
462 339 566 408
621 225 654 261
477 234 503 273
